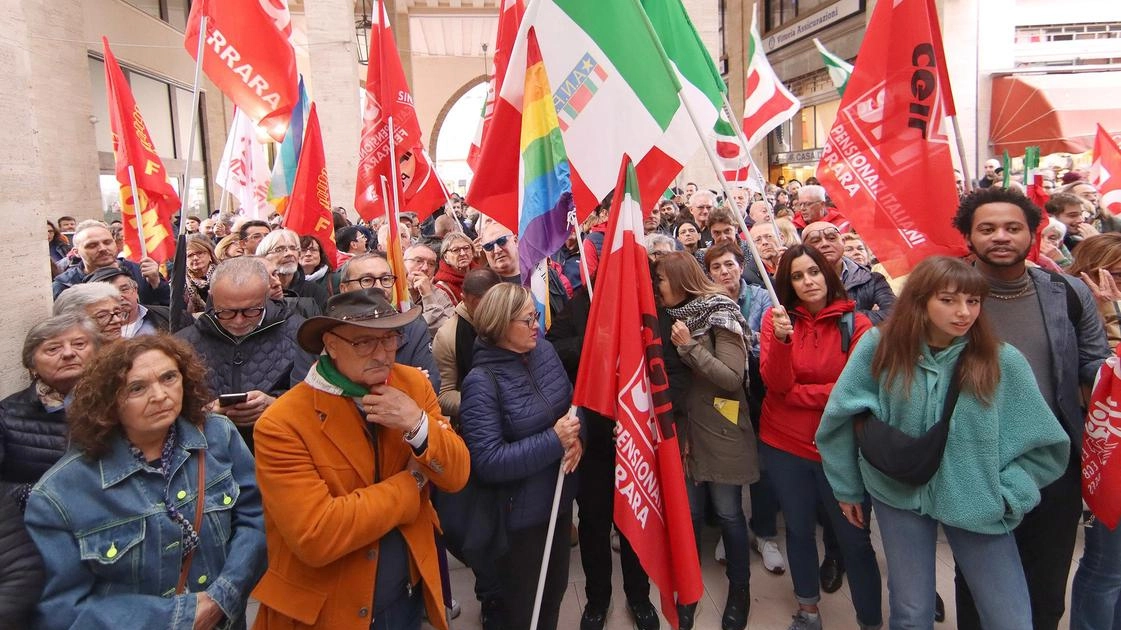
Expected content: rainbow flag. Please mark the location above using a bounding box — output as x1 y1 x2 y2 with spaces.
270 76 308 199
518 28 573 330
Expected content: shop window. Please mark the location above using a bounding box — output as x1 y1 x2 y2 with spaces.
124 0 191 31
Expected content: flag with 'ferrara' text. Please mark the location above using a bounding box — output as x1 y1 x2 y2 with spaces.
573 156 703 629
1084 348 1121 529
283 104 340 268
102 37 179 264
185 0 299 142
814 0 966 276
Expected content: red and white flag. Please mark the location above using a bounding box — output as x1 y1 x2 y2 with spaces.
740 20 800 150
283 104 340 268
355 0 443 222
815 0 967 276
468 0 525 172
1091 124 1121 216
102 37 179 264
1084 347 1121 529
216 108 271 220
573 156 703 629
184 0 299 142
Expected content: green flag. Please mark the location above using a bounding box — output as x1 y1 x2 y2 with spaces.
813 38 854 97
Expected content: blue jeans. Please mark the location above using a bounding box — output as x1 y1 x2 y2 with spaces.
761 444 882 627
687 478 750 587
749 469 780 539
1072 520 1121 630
873 499 1031 630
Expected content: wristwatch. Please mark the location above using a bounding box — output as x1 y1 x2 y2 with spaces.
408 469 426 489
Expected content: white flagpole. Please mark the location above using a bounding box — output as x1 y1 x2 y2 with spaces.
569 209 594 300
530 405 577 630
126 165 149 258
178 15 208 235
719 95 784 244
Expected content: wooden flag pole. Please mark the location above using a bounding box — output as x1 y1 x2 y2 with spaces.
178 15 208 234
126 165 149 258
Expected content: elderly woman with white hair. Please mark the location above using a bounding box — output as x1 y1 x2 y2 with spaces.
52 283 127 341
257 228 329 310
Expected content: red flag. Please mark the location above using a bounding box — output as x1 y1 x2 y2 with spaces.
102 37 179 264
572 156 703 628
355 0 441 222
815 0 967 277
467 0 525 171
283 104 340 268
184 0 298 142
1092 124 1121 216
1084 348 1121 528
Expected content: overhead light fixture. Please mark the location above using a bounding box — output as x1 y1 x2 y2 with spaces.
355 0 372 65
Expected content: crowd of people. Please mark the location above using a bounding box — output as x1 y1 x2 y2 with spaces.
4 166 1119 630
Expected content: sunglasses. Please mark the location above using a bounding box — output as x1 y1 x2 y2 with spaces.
482 235 513 252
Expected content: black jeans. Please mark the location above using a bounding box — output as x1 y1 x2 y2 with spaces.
577 426 651 608
498 512 573 630
955 455 1082 630
431 482 503 602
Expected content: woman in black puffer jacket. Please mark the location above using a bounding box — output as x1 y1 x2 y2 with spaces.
0 313 99 508
460 283 585 630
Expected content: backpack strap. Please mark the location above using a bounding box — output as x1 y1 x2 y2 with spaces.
839 311 855 354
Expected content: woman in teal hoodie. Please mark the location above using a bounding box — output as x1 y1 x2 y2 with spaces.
817 256 1069 630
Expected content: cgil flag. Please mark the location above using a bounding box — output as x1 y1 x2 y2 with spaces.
468 0 525 172
1084 347 1121 529
269 76 309 200
1091 124 1121 216
185 0 299 142
814 38 854 97
573 156 704 629
102 37 179 264
740 19 800 151
283 104 340 268
517 29 574 331
814 0 966 276
468 0 702 225
216 108 272 219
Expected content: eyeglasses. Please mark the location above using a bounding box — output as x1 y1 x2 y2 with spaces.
512 311 541 328
267 245 301 255
300 246 320 254
329 330 405 355
446 245 473 256
90 308 129 325
212 306 266 320
342 274 397 289
482 235 513 252
803 227 841 243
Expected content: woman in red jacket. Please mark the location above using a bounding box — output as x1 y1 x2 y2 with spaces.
759 244 882 630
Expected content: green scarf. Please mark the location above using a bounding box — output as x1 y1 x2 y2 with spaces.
312 355 369 398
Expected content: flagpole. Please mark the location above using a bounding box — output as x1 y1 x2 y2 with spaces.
676 91 780 307
719 94 784 244
530 405 576 630
178 15 208 235
951 115 974 193
126 165 149 258
570 209 593 300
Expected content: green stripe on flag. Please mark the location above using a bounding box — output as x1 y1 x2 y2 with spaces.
522 128 567 183
553 0 682 129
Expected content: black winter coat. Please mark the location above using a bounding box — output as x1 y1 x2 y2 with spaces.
0 491 43 629
0 386 67 491
51 258 170 306
842 258 897 325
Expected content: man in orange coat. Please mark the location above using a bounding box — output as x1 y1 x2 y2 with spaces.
251 288 470 630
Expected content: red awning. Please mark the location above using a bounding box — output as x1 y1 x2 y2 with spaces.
990 71 1121 156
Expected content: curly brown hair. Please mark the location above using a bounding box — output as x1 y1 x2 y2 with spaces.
68 334 212 458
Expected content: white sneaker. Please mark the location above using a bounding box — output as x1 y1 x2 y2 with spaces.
715 536 727 564
753 537 786 574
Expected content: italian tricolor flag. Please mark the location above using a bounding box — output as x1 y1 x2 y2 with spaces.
468 0 701 225
814 38 854 97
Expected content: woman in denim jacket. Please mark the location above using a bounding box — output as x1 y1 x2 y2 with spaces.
24 335 266 630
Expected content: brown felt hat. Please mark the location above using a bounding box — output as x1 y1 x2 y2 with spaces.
297 288 420 353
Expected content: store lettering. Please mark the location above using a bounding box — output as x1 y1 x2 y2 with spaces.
908 43 938 139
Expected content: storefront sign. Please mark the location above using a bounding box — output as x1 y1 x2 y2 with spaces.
771 149 823 165
763 0 864 52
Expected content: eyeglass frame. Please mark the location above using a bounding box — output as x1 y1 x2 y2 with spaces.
803 227 841 244
267 245 301 255
512 310 542 328
328 329 405 356
90 307 130 325
340 274 397 290
211 305 267 321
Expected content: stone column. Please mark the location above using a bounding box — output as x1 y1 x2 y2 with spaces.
304 0 362 216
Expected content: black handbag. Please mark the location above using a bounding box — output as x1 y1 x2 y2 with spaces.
853 356 964 486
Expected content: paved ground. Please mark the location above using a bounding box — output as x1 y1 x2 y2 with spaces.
247 512 1084 629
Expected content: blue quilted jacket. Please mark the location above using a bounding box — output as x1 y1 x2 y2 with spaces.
459 339 582 531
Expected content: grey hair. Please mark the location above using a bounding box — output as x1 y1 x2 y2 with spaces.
440 232 474 257
72 220 110 249
211 256 270 289
255 228 299 256
798 185 827 202
646 233 677 253
53 283 122 317
338 252 388 282
405 242 438 259
22 313 101 369
689 189 716 207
